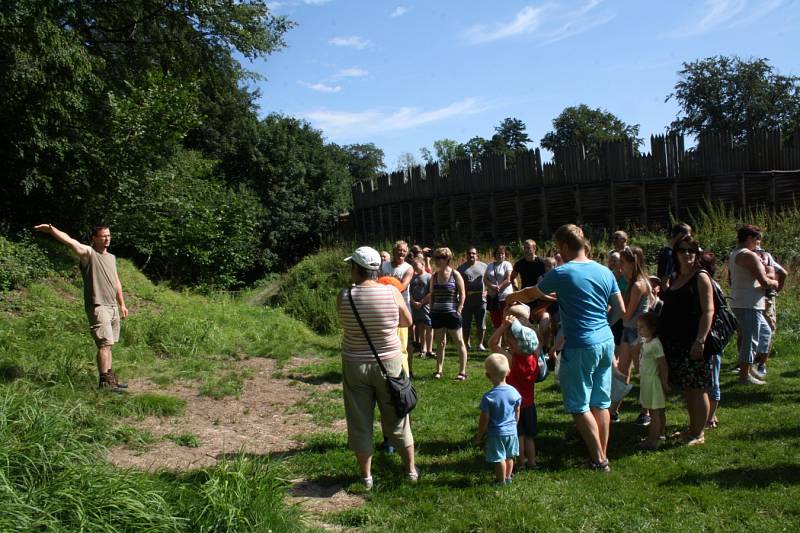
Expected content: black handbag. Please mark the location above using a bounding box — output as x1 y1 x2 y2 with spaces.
347 287 417 418
700 272 738 358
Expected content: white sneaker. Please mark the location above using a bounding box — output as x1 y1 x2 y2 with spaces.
749 367 766 380
739 375 767 386
362 476 373 490
477 344 487 352
407 466 420 484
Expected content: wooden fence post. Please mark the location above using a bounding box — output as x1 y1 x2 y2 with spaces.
739 172 746 209
539 186 549 238
449 196 457 242
469 194 476 243
769 171 777 215
608 179 616 230
515 190 523 242
640 181 648 227
574 185 583 225
671 180 679 221
489 193 497 242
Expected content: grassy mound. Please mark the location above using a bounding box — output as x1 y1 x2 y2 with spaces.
0 253 339 531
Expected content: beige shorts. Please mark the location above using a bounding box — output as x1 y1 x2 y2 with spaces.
87 305 120 347
342 356 414 454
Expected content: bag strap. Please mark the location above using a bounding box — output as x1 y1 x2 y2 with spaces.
347 287 389 376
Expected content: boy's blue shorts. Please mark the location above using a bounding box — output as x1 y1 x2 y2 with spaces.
485 434 519 463
559 339 614 414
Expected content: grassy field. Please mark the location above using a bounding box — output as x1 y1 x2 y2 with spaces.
2 208 799 531
282 276 800 531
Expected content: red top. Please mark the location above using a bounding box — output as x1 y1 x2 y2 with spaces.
507 352 538 407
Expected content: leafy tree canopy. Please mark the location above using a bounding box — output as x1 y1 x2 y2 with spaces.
667 55 800 141
340 143 386 183
540 104 642 158
420 139 465 170
494 117 532 152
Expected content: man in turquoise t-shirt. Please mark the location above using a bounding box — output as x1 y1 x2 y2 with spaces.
507 224 624 472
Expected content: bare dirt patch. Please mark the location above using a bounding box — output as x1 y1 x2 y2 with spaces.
108 356 363 523
109 357 327 470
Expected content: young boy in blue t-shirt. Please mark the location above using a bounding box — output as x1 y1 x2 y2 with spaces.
476 353 522 484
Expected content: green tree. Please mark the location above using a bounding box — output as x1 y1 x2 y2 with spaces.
494 117 531 151
238 114 353 268
395 152 418 171
340 143 386 183
667 55 800 141
420 139 466 171
540 104 642 158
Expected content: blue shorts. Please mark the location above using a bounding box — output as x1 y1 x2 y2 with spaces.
559 339 614 414
485 434 519 463
733 308 771 364
517 404 538 437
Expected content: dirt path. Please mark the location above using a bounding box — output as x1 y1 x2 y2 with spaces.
107 356 364 527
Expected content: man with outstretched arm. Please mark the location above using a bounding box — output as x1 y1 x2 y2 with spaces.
33 224 129 390
506 224 624 472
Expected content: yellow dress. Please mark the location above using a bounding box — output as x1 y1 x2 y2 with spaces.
639 337 666 409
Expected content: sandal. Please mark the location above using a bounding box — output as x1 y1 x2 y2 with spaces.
433 372 442 380
455 372 468 381
684 434 705 446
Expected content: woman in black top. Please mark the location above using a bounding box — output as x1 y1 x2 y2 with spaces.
659 236 714 446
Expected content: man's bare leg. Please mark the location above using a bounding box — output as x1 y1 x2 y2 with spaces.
97 345 112 374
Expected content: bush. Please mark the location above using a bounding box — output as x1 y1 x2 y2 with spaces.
0 235 53 291
276 247 350 334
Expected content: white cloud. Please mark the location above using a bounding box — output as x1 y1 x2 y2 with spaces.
303 0 332 4
301 98 487 138
329 35 371 49
671 0 783 37
335 66 369 78
464 1 612 45
391 5 408 17
297 80 342 93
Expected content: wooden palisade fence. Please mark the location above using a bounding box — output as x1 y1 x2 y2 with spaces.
350 129 800 243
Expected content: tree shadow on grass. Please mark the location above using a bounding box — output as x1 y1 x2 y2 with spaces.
714 387 774 408
665 464 800 488
726 425 800 441
780 368 800 379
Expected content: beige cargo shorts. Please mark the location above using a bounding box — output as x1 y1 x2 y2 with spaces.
87 304 120 347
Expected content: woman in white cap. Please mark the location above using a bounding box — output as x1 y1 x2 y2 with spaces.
336 246 418 489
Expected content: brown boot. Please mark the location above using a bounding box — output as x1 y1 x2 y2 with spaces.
108 369 128 389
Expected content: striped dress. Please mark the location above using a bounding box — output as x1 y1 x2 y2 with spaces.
339 284 401 363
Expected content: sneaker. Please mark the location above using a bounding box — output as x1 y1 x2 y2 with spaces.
634 414 652 426
749 367 766 380
407 466 420 484
362 476 373 490
757 363 767 375
610 412 620 423
477 344 487 352
738 375 767 386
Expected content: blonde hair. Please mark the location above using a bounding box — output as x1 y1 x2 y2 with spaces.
554 224 586 253
434 247 453 261
505 304 534 329
485 353 510 383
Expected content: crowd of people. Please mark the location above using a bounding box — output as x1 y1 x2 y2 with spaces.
337 222 787 487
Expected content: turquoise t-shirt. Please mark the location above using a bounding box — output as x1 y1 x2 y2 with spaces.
537 260 620 349
479 384 521 436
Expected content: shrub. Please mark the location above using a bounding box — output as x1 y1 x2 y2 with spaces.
276 247 350 334
0 235 53 291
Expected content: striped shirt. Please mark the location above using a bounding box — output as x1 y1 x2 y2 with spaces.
339 285 401 363
431 271 459 313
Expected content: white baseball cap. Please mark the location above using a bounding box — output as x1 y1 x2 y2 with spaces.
344 246 382 271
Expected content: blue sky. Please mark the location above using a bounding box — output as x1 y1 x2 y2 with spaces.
243 0 800 168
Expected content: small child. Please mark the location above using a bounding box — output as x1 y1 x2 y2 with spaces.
409 260 433 358
488 307 540 471
476 353 521 484
637 312 670 450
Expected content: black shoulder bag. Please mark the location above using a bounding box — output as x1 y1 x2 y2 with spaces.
347 287 417 418
698 270 738 358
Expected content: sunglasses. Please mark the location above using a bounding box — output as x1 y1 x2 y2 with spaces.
677 247 696 254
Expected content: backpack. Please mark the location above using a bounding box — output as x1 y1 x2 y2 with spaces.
700 271 738 358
